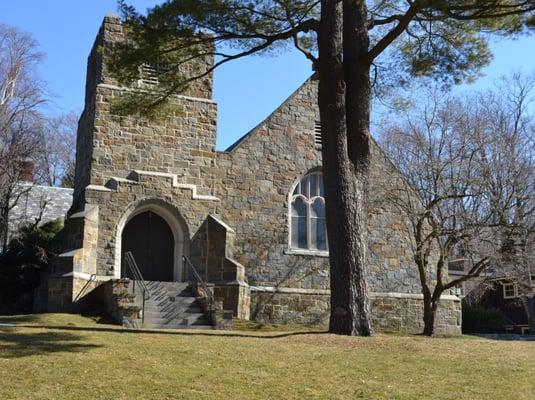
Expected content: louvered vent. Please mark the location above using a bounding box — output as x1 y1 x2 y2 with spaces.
314 121 322 147
138 64 170 86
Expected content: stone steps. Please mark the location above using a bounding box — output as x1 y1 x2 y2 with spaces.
131 280 213 330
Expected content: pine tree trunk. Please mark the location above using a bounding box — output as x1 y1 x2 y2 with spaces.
318 0 372 335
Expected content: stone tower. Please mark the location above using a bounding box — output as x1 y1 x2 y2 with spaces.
72 13 217 212
41 14 249 316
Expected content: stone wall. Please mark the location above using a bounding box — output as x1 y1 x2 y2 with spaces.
370 293 461 335
94 279 141 328
72 14 216 209
84 178 217 277
45 275 102 313
217 77 424 294
251 288 461 335
45 15 462 334
250 287 330 325
88 89 218 189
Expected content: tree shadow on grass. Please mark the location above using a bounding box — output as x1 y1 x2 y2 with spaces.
0 328 102 359
0 314 46 325
2 324 328 340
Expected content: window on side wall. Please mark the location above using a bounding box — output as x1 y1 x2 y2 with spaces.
503 282 517 299
289 171 328 254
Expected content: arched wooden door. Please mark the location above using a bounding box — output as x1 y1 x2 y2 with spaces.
121 210 174 281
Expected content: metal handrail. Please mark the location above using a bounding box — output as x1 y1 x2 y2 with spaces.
182 255 214 311
124 251 151 324
73 273 97 303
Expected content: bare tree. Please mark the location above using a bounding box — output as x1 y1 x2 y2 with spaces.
472 73 535 333
379 89 504 336
0 24 47 252
34 112 77 188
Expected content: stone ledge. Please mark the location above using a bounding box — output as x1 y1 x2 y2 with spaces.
87 171 220 201
58 249 79 258
50 271 114 282
69 205 99 219
284 248 329 258
96 83 217 105
250 286 461 301
132 170 220 201
208 214 235 233
86 184 113 192
108 177 140 189
371 292 461 302
250 286 330 295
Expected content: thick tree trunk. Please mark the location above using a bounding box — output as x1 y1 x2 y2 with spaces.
318 0 372 335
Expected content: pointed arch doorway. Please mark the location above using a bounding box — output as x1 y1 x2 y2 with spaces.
121 210 174 281
117 201 189 282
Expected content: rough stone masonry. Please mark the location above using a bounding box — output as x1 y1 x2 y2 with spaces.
38 14 461 334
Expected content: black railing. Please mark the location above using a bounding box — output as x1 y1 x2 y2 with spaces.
124 251 151 324
73 273 97 303
182 255 214 311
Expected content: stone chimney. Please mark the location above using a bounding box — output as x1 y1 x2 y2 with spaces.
18 159 34 182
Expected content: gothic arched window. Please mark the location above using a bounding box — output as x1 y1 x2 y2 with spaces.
289 171 327 252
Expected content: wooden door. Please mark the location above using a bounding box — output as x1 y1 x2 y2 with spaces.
121 211 174 281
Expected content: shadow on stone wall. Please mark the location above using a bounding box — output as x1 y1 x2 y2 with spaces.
250 231 330 324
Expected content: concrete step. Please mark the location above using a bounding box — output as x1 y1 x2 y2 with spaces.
144 294 199 302
136 285 194 293
142 282 193 290
143 319 212 327
143 323 213 330
142 306 203 314
144 293 196 301
143 314 210 325
136 288 195 298
142 307 204 318
142 298 202 309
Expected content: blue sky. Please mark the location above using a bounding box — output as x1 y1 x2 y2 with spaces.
2 1 535 149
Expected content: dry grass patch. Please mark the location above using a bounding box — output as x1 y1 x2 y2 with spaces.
1 314 534 400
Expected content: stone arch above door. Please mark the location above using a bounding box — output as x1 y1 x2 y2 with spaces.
114 198 190 281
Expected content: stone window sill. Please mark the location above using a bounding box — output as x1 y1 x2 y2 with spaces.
285 248 329 258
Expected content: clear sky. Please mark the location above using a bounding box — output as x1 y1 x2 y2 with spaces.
2 1 535 150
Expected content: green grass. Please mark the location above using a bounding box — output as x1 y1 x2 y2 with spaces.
1 314 534 400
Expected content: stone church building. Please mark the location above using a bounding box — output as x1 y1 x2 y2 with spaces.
38 14 460 333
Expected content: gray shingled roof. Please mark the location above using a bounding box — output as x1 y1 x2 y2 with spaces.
7 182 73 239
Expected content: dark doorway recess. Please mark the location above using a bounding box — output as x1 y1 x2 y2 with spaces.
121 211 174 281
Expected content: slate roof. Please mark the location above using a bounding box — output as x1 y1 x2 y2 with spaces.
7 182 73 239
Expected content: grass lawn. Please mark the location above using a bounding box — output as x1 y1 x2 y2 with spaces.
1 314 534 400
